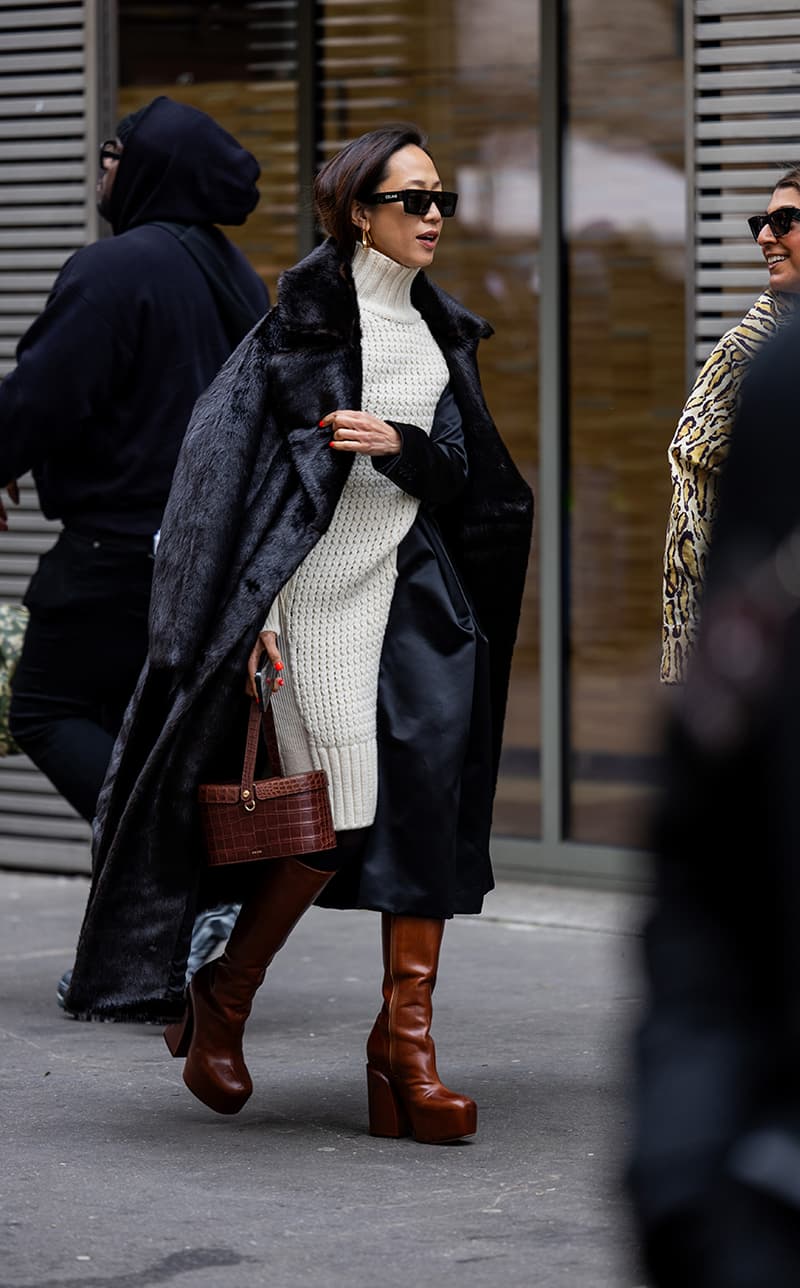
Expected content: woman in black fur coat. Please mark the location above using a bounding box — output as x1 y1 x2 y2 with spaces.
67 125 532 1144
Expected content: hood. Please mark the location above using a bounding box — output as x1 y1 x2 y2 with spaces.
106 96 261 234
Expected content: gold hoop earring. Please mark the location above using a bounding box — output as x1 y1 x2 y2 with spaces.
362 225 373 249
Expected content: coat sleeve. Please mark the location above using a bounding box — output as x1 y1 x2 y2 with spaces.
661 293 787 684
147 324 277 673
661 341 743 684
0 253 123 483
372 385 467 505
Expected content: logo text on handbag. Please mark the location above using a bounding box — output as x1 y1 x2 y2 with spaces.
250 848 264 857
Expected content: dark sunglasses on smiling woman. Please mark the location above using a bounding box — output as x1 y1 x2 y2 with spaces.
367 189 458 218
747 206 800 241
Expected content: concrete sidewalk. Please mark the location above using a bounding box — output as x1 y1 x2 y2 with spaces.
1 872 650 1288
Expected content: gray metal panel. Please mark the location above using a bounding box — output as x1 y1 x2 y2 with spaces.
697 143 800 164
695 41 800 65
1 163 85 180
0 206 85 225
0 72 84 92
695 168 787 189
0 49 84 69
0 94 85 114
696 119 800 140
697 291 765 310
0 27 85 49
697 194 783 213
0 294 49 311
697 269 769 286
696 316 744 336
0 183 85 202
0 230 83 248
696 243 764 262
0 254 75 271
0 139 86 157
696 93 800 114
689 1 800 375
698 218 758 237
698 0 800 10
696 17 800 39
695 69 800 89
0 2 107 869
0 6 82 26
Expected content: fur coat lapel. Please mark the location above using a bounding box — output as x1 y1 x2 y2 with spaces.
67 238 532 1020
273 238 493 347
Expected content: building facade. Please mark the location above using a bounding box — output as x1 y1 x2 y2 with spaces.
0 1 787 883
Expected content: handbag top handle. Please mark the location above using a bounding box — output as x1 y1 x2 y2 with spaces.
239 697 283 810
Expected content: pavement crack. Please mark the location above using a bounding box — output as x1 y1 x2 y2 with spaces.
0 1246 255 1288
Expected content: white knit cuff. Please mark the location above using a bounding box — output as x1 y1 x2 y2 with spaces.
262 597 281 635
315 740 378 831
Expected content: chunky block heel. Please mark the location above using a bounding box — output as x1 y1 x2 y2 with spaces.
366 1064 411 1138
164 993 193 1057
365 914 479 1146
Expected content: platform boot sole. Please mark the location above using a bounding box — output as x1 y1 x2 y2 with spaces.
164 989 251 1114
366 1065 477 1144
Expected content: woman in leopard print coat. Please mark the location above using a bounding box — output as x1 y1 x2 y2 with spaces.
661 167 800 683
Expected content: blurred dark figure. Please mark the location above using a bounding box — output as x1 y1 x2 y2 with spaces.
629 307 800 1286
0 96 269 1001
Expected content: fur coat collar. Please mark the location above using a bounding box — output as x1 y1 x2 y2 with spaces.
274 241 493 346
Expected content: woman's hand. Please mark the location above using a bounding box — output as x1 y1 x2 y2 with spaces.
246 630 284 700
322 410 401 456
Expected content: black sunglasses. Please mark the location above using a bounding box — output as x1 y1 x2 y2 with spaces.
366 189 458 218
747 206 800 241
99 140 123 171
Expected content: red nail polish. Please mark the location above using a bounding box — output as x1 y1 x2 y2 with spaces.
278 678 284 687
329 441 336 447
275 661 283 670
319 419 326 428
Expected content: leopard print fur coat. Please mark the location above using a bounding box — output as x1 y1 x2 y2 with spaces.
661 290 796 683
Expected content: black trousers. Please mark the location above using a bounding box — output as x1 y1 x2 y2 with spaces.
9 530 154 823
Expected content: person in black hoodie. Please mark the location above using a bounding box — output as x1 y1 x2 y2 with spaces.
0 96 269 996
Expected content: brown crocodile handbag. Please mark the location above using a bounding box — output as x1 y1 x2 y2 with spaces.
198 697 335 866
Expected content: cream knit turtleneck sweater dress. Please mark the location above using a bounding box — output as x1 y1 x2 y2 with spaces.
264 244 449 830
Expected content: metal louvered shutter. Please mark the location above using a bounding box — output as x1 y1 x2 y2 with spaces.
0 1 115 872
689 0 800 379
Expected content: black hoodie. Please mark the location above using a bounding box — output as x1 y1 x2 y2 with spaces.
0 96 269 535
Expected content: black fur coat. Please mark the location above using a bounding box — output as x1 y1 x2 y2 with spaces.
67 238 533 1019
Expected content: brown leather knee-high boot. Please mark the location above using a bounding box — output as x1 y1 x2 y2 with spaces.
366 913 477 1144
164 856 332 1114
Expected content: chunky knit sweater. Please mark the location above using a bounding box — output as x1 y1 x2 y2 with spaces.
264 244 449 828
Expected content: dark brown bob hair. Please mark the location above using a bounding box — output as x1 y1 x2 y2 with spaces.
314 124 431 258
776 161 800 196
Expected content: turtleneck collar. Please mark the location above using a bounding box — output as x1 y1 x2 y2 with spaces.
351 243 420 322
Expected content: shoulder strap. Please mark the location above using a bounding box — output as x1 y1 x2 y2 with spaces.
149 220 263 348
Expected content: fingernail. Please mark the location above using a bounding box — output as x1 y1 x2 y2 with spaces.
275 661 283 670
319 419 326 427
329 441 336 447
278 678 284 687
